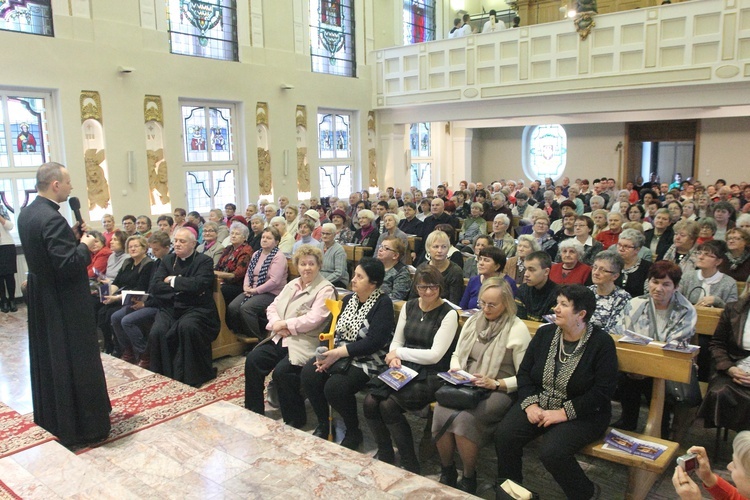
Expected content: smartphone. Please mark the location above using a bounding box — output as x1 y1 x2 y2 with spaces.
677 453 698 473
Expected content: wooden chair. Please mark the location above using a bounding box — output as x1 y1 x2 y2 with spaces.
211 278 251 359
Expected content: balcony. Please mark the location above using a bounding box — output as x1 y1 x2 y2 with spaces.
374 0 750 119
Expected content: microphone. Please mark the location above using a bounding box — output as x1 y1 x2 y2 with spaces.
68 197 84 226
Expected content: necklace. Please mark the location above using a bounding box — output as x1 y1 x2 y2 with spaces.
558 336 579 363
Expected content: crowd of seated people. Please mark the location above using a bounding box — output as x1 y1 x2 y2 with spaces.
79 174 750 498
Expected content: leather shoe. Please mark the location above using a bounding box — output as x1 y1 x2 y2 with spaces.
8 300 17 312
457 475 477 494
439 464 458 487
0 299 9 313
340 428 363 450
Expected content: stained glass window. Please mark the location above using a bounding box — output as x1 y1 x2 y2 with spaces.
0 0 53 36
181 103 237 212
167 0 238 61
403 0 435 45
409 123 432 192
318 111 353 198
522 124 567 182
310 0 356 77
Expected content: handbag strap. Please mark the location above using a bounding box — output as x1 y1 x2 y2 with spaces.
432 409 462 444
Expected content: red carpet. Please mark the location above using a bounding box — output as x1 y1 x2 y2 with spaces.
0 402 55 459
0 479 20 500
198 364 246 407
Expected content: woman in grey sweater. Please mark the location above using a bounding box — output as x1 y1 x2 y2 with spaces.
679 240 738 308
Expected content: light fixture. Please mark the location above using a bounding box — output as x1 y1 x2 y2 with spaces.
280 83 294 90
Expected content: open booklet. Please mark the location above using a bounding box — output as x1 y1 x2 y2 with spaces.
121 290 149 306
617 330 700 353
378 366 419 391
617 329 653 345
602 428 667 461
438 370 476 385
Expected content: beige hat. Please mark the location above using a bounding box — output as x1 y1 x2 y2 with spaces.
304 209 320 221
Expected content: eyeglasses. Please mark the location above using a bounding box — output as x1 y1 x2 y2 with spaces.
477 301 501 311
320 232 334 236
591 266 615 274
726 237 743 242
378 246 396 253
415 284 439 292
697 251 718 258
203 229 216 233
617 243 636 250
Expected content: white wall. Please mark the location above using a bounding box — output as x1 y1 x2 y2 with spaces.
696 117 750 185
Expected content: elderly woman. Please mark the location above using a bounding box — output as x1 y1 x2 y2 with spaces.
698 289 750 441
244 245 336 428
208 209 229 242
712 201 736 240
411 230 464 305
246 214 265 252
611 189 632 215
375 213 409 258
615 228 653 298
365 266 459 473
330 208 354 245
719 228 750 282
352 209 380 257
679 240 738 308
459 202 487 250
105 230 128 281
627 203 653 231
504 234 540 282
588 252 631 333
463 235 494 279
284 205 299 239
591 208 609 237
226 227 287 340
292 219 319 254
378 236 412 301
196 221 225 266
532 215 558 259
435 279 531 493
264 203 278 226
214 222 253 306
99 235 154 356
683 200 698 221
494 285 618 499
270 216 295 256
663 219 700 275
697 217 718 245
565 215 603 265
645 208 674 261
616 261 697 438
319 222 348 288
550 240 591 285
490 214 517 258
460 246 516 310
301 258 394 449
672 433 750 500
301 209 323 241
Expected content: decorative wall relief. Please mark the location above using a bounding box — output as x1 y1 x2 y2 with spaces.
296 105 310 195
256 102 272 197
367 111 377 188
80 91 111 219
144 95 171 215
574 0 597 40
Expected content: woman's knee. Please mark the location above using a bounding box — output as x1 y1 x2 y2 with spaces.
363 394 380 420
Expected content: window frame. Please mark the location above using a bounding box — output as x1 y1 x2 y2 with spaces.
0 0 54 37
167 0 239 62
409 122 432 192
309 0 357 78
403 0 436 45
317 109 355 200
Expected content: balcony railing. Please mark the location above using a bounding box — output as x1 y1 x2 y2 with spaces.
374 0 750 109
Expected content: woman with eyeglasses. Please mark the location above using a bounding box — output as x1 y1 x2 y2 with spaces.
460 246 516 310
494 285 617 499
214 222 253 307
588 253 631 333
719 228 750 283
616 261 697 440
378 236 412 301
532 215 558 260
679 240 738 308
375 214 409 259
563 215 603 266
663 219 700 275
365 266 459 474
627 204 653 231
318 222 349 288
614 228 652 299
196 221 226 266
435 278 530 493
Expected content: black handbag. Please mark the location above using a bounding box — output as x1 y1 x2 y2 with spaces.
435 384 491 411
665 364 702 407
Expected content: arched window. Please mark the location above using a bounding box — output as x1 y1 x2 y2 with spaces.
522 124 567 182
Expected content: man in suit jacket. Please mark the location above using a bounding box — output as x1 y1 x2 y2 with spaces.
18 162 111 446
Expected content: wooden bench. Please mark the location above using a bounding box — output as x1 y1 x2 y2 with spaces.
211 277 255 359
695 306 722 338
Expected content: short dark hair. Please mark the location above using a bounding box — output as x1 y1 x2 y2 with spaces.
174 208 186 217
357 257 385 287
110 229 127 249
479 246 507 270
526 250 552 270
225 203 236 210
628 203 645 218
404 201 416 211
122 215 136 224
560 200 576 210
434 223 457 245
148 230 171 249
377 200 389 210
263 226 281 243
156 215 174 227
414 264 446 296
648 260 683 287
557 284 597 323
697 239 728 259
576 215 594 232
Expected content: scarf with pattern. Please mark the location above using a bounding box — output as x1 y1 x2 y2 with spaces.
247 246 278 287
336 289 383 342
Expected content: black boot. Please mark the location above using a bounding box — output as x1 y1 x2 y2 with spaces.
439 464 458 487
387 420 420 474
457 474 477 494
366 418 395 465
0 299 8 313
8 299 17 312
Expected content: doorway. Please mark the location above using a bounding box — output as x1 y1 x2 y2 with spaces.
626 120 698 185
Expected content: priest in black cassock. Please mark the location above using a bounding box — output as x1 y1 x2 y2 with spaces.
18 162 111 446
148 226 220 387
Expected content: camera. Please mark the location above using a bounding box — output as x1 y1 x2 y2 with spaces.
677 453 698 473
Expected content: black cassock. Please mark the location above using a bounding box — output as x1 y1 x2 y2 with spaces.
149 251 220 387
18 196 111 445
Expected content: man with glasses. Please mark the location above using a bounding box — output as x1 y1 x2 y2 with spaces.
121 215 137 237
514 251 559 321
378 236 411 300
588 253 631 332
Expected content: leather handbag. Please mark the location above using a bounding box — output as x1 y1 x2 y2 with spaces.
435 384 491 411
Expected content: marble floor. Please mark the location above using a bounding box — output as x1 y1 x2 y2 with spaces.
0 304 735 499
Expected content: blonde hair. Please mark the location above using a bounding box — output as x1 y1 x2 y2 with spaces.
478 277 517 318
293 244 323 268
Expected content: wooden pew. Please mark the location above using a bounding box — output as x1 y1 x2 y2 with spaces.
695 306 722 337
211 278 255 359
738 280 746 298
287 257 299 282
395 303 694 500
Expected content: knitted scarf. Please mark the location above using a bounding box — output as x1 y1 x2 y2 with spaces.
247 246 278 287
725 250 750 271
336 289 383 342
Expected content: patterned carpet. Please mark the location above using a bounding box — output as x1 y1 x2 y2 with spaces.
0 479 20 500
197 363 246 407
0 401 55 459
